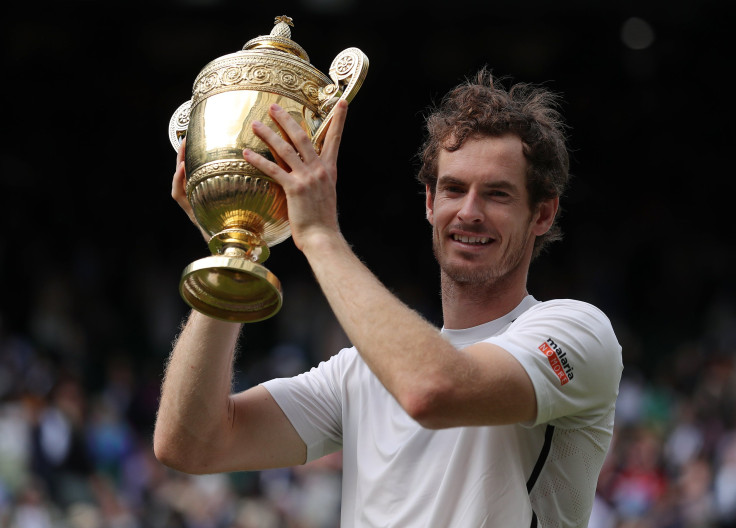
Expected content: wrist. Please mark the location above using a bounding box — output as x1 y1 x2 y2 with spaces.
299 229 350 261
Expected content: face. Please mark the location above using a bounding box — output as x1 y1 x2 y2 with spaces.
426 134 557 287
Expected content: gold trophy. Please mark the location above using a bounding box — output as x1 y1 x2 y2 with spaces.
168 16 368 322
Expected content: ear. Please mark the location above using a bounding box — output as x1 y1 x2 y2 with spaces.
425 184 435 225
532 196 559 236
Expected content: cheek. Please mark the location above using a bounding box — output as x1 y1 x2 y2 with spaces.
489 208 513 228
496 210 533 240
428 201 453 227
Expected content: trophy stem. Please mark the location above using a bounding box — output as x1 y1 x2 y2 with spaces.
177 224 282 323
208 228 271 263
222 246 248 258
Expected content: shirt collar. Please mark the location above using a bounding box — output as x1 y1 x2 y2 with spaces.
440 295 539 348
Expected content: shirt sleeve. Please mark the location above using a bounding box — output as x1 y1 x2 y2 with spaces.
262 348 351 462
487 300 623 429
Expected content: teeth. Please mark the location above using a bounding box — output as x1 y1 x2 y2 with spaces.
453 234 490 244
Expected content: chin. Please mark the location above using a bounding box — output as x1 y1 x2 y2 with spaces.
440 252 527 287
441 263 498 285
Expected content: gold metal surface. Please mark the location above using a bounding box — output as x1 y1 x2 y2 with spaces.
180 254 282 323
169 16 368 322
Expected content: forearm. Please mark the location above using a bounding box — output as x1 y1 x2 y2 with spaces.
154 311 243 468
301 232 459 421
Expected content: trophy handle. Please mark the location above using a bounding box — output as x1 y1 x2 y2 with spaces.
313 47 369 151
169 100 192 151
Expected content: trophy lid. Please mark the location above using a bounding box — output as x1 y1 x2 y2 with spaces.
243 16 310 62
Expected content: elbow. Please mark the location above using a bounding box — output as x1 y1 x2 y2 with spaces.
153 427 211 475
152 430 187 473
402 396 441 429
397 376 453 430
153 446 179 472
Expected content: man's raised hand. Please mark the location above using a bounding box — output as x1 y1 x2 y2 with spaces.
243 100 349 252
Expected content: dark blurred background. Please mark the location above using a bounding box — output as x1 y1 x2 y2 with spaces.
1 1 735 526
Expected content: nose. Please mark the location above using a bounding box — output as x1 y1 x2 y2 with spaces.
457 191 484 223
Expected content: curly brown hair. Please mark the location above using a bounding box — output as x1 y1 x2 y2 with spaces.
417 69 570 259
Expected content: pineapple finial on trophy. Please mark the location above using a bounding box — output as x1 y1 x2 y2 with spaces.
271 16 294 38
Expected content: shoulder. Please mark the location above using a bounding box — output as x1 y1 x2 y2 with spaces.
489 298 623 424
522 298 611 321
513 298 618 345
300 346 370 387
511 297 621 356
265 346 361 394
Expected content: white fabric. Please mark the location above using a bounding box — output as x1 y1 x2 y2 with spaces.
263 296 622 527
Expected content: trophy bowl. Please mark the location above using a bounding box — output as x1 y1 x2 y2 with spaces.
168 16 368 322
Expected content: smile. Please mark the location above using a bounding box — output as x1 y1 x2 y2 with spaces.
452 234 491 245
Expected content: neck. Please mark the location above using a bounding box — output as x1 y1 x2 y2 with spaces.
440 264 530 330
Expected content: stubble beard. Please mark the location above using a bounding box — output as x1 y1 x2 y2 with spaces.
433 226 534 289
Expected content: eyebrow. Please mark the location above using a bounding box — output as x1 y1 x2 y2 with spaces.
437 175 520 193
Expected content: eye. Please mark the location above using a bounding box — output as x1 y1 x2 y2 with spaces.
440 184 465 196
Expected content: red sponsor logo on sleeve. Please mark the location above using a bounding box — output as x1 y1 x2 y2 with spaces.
538 340 571 386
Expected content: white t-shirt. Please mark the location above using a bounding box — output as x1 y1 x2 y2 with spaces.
263 296 623 527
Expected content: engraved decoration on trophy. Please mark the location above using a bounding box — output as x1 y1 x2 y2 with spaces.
168 15 368 322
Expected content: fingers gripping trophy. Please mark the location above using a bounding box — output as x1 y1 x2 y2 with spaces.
168 16 368 323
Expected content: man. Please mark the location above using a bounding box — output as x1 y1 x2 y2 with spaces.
154 70 622 527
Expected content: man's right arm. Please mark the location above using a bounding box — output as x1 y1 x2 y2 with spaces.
153 310 307 474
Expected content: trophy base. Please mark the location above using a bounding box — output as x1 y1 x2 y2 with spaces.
180 255 283 323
